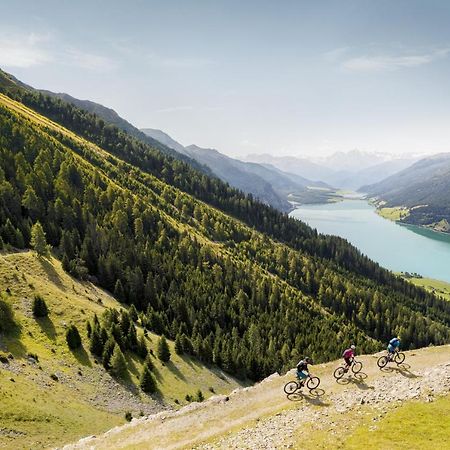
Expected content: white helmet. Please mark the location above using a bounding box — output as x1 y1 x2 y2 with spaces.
351 345 356 350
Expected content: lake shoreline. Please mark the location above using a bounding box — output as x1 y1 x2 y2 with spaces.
290 198 450 283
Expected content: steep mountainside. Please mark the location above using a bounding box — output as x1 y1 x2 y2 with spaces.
142 129 323 212
362 153 450 229
0 251 241 449
1 69 450 383
184 144 292 211
25 86 213 176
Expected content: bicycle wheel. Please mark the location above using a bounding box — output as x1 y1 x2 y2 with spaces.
284 381 299 395
334 367 346 380
377 356 388 368
352 361 363 374
307 376 320 390
394 352 405 364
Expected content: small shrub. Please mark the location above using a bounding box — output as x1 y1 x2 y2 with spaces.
124 411 132 422
209 387 215 393
50 373 59 381
66 324 82 350
185 394 192 402
196 390 204 402
0 351 9 364
32 295 49 318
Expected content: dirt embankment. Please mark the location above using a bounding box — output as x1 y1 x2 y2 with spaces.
62 345 450 450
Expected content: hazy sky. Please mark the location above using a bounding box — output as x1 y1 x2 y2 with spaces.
2 0 450 157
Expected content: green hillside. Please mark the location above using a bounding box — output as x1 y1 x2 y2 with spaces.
0 251 243 449
0 68 450 448
362 153 450 230
1 78 450 382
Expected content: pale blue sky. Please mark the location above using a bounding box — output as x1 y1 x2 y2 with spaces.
2 0 450 157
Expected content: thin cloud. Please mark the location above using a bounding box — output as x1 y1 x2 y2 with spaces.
0 30 117 72
0 32 52 68
323 47 350 62
64 49 118 71
158 57 215 69
157 105 195 113
156 105 222 113
341 48 450 72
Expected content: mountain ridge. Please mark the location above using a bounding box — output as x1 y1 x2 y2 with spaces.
361 152 450 230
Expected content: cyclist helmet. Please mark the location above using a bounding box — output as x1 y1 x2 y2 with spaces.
351 345 356 350
305 356 313 364
397 336 401 340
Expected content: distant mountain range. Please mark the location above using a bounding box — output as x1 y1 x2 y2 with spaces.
3 68 431 212
247 151 419 190
25 88 323 212
142 129 327 212
361 153 450 230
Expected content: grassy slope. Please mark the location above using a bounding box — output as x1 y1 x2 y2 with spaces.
377 206 409 221
344 395 450 450
295 394 450 450
404 276 450 301
0 251 243 449
65 345 450 449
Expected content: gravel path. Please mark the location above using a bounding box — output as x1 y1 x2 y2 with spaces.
62 345 450 450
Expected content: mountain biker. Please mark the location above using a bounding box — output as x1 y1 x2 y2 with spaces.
388 337 401 356
296 357 312 384
342 345 356 370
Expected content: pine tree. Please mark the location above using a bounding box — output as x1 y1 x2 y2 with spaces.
129 304 138 322
66 324 82 349
175 333 183 355
102 336 116 369
89 323 104 357
140 360 157 393
114 279 125 301
110 345 127 378
157 336 171 362
137 334 148 359
196 389 204 402
30 222 49 257
32 294 49 318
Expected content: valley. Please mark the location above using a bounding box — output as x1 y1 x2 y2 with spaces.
290 199 450 284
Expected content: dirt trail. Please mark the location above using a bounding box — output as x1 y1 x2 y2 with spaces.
62 345 450 450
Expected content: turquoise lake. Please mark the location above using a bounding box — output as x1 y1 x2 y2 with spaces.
290 199 450 283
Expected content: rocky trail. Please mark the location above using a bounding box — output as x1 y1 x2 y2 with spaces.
63 345 450 450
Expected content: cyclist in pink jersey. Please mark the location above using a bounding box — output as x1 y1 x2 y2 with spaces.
342 345 356 370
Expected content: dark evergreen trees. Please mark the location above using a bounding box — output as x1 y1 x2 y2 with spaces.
157 336 171 362
0 83 449 381
32 295 49 318
66 324 82 349
110 346 127 378
140 360 157 393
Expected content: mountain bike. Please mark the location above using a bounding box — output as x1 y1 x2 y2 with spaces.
333 359 363 380
377 350 405 369
284 373 321 395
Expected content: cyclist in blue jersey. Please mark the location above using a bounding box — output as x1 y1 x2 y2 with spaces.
388 337 401 356
296 357 312 385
